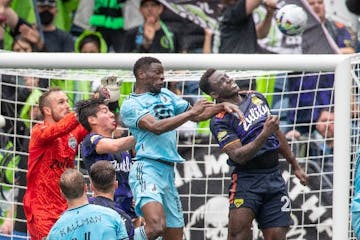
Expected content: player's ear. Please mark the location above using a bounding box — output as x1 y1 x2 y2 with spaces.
88 115 97 125
42 106 51 116
89 180 95 192
114 180 118 189
209 91 219 100
138 70 146 80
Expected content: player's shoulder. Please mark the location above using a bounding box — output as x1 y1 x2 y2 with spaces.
85 133 103 144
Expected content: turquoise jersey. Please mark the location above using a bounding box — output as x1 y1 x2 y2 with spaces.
120 88 190 163
47 204 129 240
353 149 360 213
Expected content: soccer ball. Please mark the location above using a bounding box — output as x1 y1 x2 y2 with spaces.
275 4 308 36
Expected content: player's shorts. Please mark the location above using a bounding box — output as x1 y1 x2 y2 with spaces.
129 158 184 228
352 211 360 239
229 165 293 229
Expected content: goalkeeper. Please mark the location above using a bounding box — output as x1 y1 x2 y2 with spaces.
199 68 308 240
23 88 88 239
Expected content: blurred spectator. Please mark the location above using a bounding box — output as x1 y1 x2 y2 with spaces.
121 0 181 53
286 72 334 138
36 0 74 52
308 0 356 54
309 109 334 191
89 0 127 52
70 0 94 36
0 4 45 51
219 0 277 53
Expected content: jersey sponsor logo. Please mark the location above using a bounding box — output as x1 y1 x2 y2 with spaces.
50 158 74 169
243 104 270 131
217 131 228 142
68 136 77 150
153 104 172 119
234 198 244 208
110 158 131 172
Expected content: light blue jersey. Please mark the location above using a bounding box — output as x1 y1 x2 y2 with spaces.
47 204 129 240
352 148 360 238
352 151 360 213
120 88 190 163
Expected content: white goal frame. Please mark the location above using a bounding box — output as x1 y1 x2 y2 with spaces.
0 52 354 240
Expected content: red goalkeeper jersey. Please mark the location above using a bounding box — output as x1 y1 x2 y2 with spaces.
23 113 87 240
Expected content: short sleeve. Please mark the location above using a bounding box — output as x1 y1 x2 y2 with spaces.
210 116 240 149
120 99 150 128
162 88 190 115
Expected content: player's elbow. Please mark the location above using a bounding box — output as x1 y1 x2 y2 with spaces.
230 152 248 165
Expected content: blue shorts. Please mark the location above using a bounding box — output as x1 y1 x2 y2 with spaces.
0 231 29 240
229 166 293 229
352 211 360 239
129 159 184 228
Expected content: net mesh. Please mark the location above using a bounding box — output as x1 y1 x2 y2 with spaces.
0 58 358 239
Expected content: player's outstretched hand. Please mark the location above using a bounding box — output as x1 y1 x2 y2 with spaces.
190 99 214 116
294 166 308 186
222 102 245 122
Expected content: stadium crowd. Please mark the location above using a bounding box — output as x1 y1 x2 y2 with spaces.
0 0 358 239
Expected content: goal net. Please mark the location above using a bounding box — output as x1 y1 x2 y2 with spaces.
0 53 357 240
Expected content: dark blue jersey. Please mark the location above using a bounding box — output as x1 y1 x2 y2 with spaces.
210 92 280 169
89 196 135 239
82 133 133 199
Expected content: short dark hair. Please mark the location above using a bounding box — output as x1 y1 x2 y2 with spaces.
60 169 85 200
89 161 116 194
75 98 106 132
133 56 162 79
79 34 101 52
38 87 62 116
199 68 216 95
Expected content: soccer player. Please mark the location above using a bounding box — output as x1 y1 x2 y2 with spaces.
47 168 129 240
23 87 88 240
199 69 308 240
75 98 137 219
120 56 243 240
88 160 135 239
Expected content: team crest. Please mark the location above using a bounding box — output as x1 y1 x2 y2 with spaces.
251 95 263 106
160 95 169 103
149 184 158 194
234 198 244 208
68 136 77 150
217 131 228 142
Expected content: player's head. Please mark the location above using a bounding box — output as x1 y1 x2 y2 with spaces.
133 56 164 94
75 98 115 133
39 87 70 122
200 69 240 101
89 160 117 194
307 0 325 23
60 169 86 200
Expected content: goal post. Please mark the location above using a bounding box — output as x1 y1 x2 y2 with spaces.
0 52 356 240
